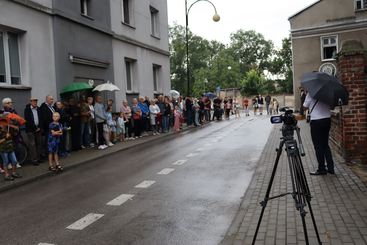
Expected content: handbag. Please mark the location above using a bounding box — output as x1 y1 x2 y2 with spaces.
133 113 141 120
306 100 318 123
103 123 110 133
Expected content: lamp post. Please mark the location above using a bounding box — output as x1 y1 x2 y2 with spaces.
185 0 220 96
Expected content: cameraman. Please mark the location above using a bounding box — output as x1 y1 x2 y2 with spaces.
303 93 335 175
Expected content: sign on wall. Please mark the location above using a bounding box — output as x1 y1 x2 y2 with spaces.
319 62 337 76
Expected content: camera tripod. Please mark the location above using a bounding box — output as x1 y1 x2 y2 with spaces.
252 124 322 245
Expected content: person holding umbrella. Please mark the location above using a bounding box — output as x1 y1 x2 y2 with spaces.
303 92 335 175
302 72 349 175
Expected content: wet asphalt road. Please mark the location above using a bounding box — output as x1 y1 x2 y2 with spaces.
0 115 273 245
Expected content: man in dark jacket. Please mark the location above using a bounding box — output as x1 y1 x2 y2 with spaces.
24 98 42 165
39 95 55 156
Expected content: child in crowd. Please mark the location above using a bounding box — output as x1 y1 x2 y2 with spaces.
105 106 115 146
149 99 160 135
116 112 126 142
0 123 21 180
173 105 181 133
48 112 63 172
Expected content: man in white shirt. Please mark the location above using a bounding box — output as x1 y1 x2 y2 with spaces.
303 93 335 175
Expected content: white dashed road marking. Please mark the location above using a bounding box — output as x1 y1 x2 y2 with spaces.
38 243 56 245
195 148 205 152
66 213 104 230
157 168 175 175
186 153 199 158
172 159 187 166
107 194 134 206
135 180 156 188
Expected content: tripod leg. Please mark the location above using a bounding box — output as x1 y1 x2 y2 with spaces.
252 140 285 245
301 211 310 245
306 199 322 244
292 145 322 244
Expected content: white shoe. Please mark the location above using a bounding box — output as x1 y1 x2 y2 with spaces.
108 142 114 147
7 164 12 170
16 163 21 168
98 145 104 150
90 143 95 147
102 144 108 149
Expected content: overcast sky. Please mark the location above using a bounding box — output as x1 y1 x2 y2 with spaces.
167 0 316 48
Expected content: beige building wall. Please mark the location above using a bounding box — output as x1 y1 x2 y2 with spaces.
290 0 367 109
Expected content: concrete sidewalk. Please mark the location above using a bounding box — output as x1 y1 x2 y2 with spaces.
223 121 367 245
0 124 200 193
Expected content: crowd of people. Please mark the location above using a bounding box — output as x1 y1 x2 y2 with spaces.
0 93 280 181
248 94 279 116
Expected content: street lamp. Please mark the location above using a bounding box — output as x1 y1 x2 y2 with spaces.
185 0 220 96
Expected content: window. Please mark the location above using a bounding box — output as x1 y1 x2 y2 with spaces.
122 0 130 24
153 65 161 92
356 0 367 10
80 0 88 15
150 6 159 37
125 59 135 92
0 32 21 85
321 36 338 61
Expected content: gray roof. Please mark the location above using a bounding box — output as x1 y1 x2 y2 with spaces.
288 0 322 20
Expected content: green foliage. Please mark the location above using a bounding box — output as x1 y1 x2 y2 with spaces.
240 70 265 96
169 23 294 97
229 30 274 73
269 37 293 93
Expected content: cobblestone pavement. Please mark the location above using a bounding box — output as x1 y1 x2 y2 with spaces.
223 121 367 245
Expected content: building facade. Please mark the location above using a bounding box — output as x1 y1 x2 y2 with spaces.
289 0 367 108
0 0 170 113
0 0 56 113
110 0 170 104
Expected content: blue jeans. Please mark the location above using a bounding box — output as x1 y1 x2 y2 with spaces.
195 110 200 126
80 121 90 146
1 152 17 165
162 115 170 132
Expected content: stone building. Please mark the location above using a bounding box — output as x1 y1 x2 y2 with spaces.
290 0 367 164
289 0 367 108
0 0 170 113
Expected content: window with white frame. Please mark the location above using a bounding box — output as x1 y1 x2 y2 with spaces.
80 0 89 15
125 58 135 92
150 6 160 37
0 32 21 85
122 0 130 24
153 64 161 92
355 0 367 10
321 36 338 61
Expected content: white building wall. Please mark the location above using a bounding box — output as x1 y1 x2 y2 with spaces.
111 0 170 103
113 39 170 103
0 0 56 101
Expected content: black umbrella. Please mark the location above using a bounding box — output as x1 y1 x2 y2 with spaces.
301 72 349 107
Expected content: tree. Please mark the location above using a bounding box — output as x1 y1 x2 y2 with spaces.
169 24 213 96
169 24 292 97
269 37 293 93
228 30 274 74
240 69 265 96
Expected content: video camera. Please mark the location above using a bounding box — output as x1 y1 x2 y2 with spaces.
270 107 297 126
270 107 298 138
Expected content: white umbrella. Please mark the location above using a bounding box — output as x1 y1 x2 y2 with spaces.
93 81 120 92
169 89 180 98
